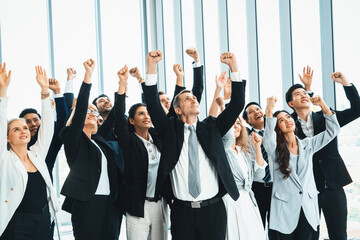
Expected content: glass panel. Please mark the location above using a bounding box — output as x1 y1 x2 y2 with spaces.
227 0 250 102
291 0 323 95
333 0 360 237
256 0 283 110
101 0 143 109
52 0 98 101
203 0 221 110
0 0 49 118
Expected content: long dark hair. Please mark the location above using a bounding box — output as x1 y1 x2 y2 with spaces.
128 103 147 133
273 110 294 179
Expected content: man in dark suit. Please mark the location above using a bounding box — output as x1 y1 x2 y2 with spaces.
286 71 360 240
142 50 245 240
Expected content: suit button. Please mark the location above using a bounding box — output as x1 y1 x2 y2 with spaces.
299 191 302 194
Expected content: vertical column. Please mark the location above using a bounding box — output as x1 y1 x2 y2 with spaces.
194 0 207 118
140 0 149 77
94 0 104 94
153 0 166 91
173 0 185 71
0 24 2 63
319 0 336 108
218 0 230 72
279 0 294 111
245 0 260 102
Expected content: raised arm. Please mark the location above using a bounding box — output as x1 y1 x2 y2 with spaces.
0 62 12 166
167 64 185 118
262 97 277 159
64 68 76 111
209 72 226 117
215 52 245 137
298 65 314 92
331 72 360 126
143 50 170 137
186 47 204 103
309 96 340 152
31 66 54 158
251 132 266 179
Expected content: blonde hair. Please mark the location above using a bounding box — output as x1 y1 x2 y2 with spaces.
235 118 252 155
66 104 98 135
7 118 27 150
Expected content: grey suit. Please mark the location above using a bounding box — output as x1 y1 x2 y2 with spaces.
262 113 340 234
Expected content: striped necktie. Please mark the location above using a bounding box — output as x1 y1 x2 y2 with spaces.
258 130 271 183
188 125 201 198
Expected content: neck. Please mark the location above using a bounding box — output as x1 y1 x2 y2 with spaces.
10 144 29 162
83 126 93 139
135 128 149 141
252 123 264 131
231 140 237 152
284 132 297 147
180 114 198 125
101 111 110 120
295 108 311 122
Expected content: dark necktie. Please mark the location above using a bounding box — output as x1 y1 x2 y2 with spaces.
258 130 271 183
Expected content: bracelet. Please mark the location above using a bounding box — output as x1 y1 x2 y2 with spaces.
41 92 50 98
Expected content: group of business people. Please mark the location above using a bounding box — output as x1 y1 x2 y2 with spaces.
0 46 359 240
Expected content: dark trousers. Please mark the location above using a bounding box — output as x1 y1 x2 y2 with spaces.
1 207 51 240
311 188 347 240
252 181 272 239
170 198 227 240
107 201 123 240
269 208 315 240
71 195 110 240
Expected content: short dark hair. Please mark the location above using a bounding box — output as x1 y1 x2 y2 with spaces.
285 84 306 107
19 108 41 119
173 89 192 110
128 103 147 132
92 94 110 107
242 102 261 120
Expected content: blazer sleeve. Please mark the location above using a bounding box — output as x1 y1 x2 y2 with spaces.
0 97 9 170
262 117 277 162
30 97 55 160
64 92 74 112
215 80 245 137
167 84 185 119
143 84 170 138
310 113 340 153
60 82 91 159
114 93 131 148
192 65 204 104
334 84 360 127
45 96 68 173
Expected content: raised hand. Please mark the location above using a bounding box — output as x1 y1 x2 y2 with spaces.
83 59 95 74
298 65 313 91
117 65 129 95
185 47 199 63
146 50 163 74
67 68 77 81
331 72 350 86
251 131 262 148
216 71 227 90
173 64 184 78
220 52 238 72
49 78 61 95
35 66 49 90
224 77 231 100
310 95 325 107
265 96 277 117
0 62 11 88
129 67 143 83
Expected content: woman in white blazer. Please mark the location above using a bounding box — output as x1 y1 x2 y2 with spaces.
262 96 340 240
0 63 59 239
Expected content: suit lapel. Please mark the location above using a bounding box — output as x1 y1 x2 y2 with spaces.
176 119 184 153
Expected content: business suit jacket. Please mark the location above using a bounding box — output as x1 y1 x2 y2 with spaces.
142 80 246 202
0 97 60 236
292 84 360 191
114 93 162 217
263 114 340 234
60 82 118 202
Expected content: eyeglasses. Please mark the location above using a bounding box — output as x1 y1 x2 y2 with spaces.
87 108 100 117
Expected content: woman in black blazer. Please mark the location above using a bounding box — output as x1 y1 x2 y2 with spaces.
114 66 169 240
60 59 119 240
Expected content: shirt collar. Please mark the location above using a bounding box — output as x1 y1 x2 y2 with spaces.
135 132 153 144
297 112 312 124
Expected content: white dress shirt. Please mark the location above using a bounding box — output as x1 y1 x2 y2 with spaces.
298 113 314 137
135 133 161 198
92 140 110 196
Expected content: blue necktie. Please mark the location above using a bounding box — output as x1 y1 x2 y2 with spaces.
258 130 271 183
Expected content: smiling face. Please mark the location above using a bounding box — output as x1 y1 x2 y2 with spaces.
84 105 99 129
129 106 152 130
175 92 200 117
159 94 171 110
7 119 31 148
233 118 242 139
288 88 311 110
23 113 41 137
276 111 295 134
245 104 264 130
96 97 113 115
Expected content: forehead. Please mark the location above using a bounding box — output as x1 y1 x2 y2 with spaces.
9 119 27 128
159 94 169 100
247 104 261 112
136 106 148 113
23 113 40 120
292 88 306 96
96 97 110 103
277 112 290 120
88 105 98 111
179 92 194 100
